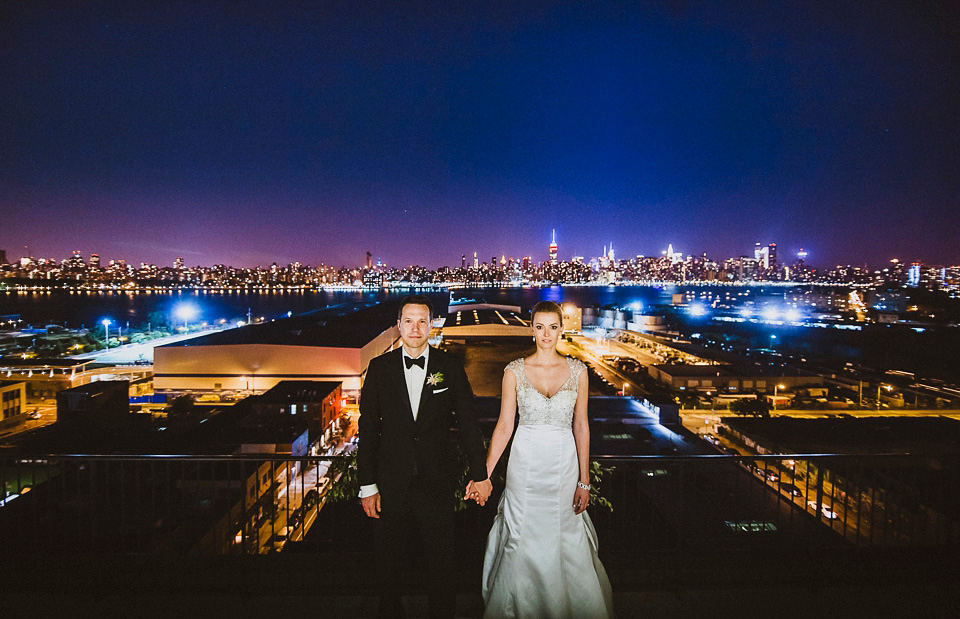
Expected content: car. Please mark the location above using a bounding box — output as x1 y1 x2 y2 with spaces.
808 500 841 520
765 470 780 482
821 506 840 520
723 447 741 457
27 410 42 419
779 483 803 497
288 507 304 528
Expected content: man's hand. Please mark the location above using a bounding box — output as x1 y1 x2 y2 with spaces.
361 492 381 518
466 478 493 506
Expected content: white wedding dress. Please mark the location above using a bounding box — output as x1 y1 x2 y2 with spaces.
482 357 615 619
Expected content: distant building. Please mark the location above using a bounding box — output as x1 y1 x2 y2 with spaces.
440 303 529 339
561 305 582 333
549 229 558 264
154 303 400 396
252 380 343 451
56 380 129 425
0 380 26 432
647 364 821 394
0 358 97 400
908 263 921 287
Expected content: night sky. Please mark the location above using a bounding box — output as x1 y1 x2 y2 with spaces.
2 1 958 269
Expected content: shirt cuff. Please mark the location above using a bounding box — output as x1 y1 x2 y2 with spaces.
359 483 379 499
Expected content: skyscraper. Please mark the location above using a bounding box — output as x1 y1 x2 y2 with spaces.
549 229 558 264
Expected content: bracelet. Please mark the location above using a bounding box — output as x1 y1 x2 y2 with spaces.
577 481 591 490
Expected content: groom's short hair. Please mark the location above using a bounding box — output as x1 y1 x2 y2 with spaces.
397 295 434 321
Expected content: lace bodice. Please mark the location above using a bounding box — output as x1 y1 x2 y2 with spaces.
506 356 585 428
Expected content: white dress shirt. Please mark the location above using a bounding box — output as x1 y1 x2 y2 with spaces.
359 347 430 499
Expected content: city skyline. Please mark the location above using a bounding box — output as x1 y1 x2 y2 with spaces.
2 2 958 268
2 234 949 272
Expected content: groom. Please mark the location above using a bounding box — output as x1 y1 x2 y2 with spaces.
358 295 492 619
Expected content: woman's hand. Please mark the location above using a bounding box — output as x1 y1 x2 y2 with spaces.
573 485 590 514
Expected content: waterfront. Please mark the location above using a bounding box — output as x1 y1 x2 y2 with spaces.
4 284 960 381
1 284 821 329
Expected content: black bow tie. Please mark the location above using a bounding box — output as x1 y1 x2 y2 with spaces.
404 355 425 370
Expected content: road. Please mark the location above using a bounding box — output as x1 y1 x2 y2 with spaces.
75 325 234 364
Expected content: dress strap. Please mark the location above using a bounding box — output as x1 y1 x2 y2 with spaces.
567 356 586 383
505 358 525 384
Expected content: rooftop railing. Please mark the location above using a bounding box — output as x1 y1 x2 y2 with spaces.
3 452 957 560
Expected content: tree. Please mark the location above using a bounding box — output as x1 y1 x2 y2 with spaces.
729 397 771 417
147 310 170 330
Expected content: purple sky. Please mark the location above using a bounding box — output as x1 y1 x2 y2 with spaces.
2 1 958 269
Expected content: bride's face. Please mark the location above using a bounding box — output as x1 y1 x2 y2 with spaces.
532 312 562 351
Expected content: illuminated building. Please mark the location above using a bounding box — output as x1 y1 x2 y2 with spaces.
908 263 921 287
549 229 558 264
154 303 399 396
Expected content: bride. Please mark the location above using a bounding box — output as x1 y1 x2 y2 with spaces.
472 301 614 619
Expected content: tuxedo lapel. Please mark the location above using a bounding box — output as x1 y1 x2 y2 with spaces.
387 348 417 426
415 348 438 425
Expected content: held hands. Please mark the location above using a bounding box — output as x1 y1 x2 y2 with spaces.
573 483 590 515
465 478 493 506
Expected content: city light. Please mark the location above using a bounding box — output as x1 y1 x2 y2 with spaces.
761 307 779 321
687 303 707 317
174 303 200 328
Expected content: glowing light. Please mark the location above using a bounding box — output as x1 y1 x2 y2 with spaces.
784 308 802 322
761 307 779 321
174 303 199 323
688 303 707 317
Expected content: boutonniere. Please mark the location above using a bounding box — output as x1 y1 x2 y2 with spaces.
427 372 444 386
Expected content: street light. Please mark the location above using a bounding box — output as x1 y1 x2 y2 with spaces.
174 303 199 330
877 384 893 410
774 383 786 410
102 319 112 349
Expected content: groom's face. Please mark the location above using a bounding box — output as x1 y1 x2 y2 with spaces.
398 303 431 352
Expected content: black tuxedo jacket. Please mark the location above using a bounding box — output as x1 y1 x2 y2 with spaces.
358 346 487 504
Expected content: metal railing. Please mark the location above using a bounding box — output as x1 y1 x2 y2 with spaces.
2 453 957 560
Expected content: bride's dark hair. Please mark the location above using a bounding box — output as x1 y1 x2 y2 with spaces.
531 300 564 324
